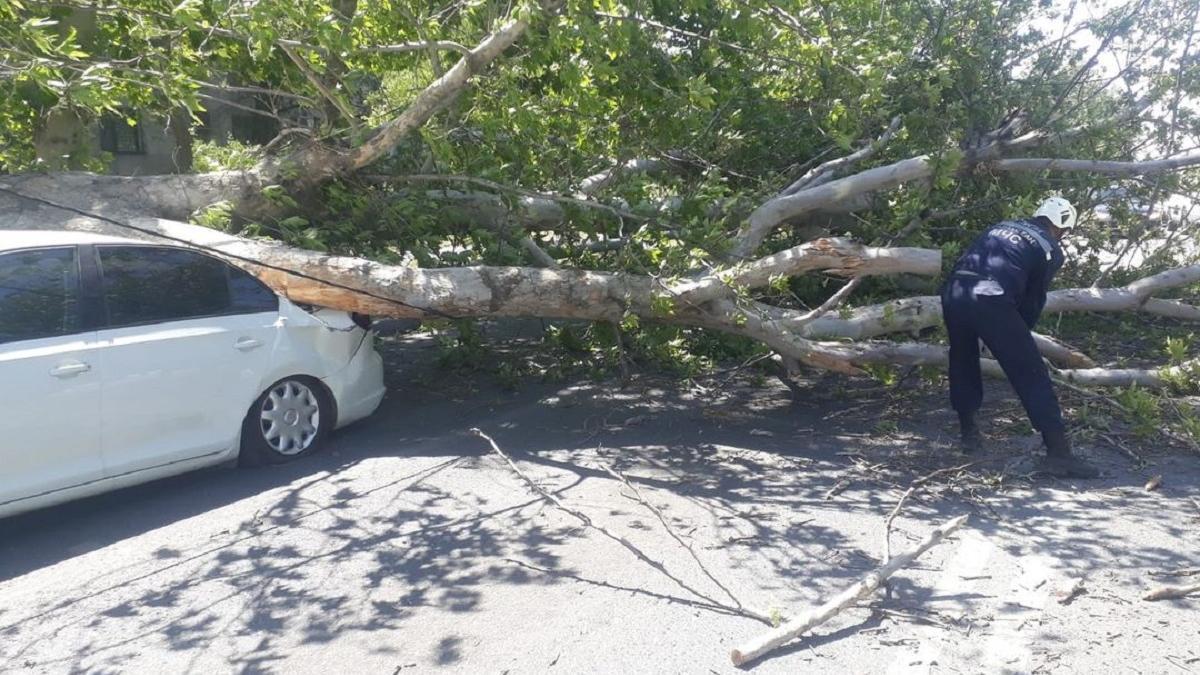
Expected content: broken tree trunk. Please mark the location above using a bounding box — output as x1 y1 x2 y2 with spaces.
729 514 969 667
1 208 1190 386
95 218 937 323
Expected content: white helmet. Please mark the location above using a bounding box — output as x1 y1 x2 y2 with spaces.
1034 196 1077 230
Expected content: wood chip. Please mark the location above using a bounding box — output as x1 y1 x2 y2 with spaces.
749 428 775 437
824 478 851 500
1055 578 1087 605
1144 475 1163 491
1143 582 1200 601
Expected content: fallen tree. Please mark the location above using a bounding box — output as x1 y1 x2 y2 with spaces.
3 0 1200 390
7 209 1190 388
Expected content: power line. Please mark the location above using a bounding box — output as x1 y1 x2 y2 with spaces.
0 185 458 320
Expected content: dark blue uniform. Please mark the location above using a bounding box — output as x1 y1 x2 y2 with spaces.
941 218 1066 434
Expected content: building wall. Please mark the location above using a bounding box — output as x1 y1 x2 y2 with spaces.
32 109 96 171
108 117 187 175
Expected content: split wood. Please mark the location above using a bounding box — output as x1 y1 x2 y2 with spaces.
470 428 774 625
1143 582 1200 601
730 514 969 666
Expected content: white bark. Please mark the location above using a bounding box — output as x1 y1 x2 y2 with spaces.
346 13 534 171
578 158 667 196
730 131 1197 260
781 116 902 196
0 171 267 227
806 338 1195 388
993 149 1200 176
803 264 1200 340
1032 333 1097 369
671 238 941 304
6 212 1189 387
733 155 935 259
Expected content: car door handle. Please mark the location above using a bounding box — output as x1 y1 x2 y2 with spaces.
50 362 91 378
235 337 263 351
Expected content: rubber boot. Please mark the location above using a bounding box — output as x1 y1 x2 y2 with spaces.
1038 428 1100 479
958 412 983 455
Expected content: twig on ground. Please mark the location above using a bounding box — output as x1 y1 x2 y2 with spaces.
824 478 852 500
730 514 969 666
1143 582 1200 601
882 461 978 592
1098 432 1144 465
471 428 773 625
883 486 916 568
1150 567 1200 578
601 461 748 613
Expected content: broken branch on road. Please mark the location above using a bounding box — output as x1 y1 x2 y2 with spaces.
730 514 969 666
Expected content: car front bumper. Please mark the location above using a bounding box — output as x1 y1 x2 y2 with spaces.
322 332 386 429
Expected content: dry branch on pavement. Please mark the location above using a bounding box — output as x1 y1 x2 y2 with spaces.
730 514 969 666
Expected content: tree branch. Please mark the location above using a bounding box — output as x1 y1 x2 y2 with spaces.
360 40 471 55
991 150 1200 176
781 115 903 196
345 11 536 171
673 238 940 304
278 42 360 134
577 158 668 196
370 174 645 222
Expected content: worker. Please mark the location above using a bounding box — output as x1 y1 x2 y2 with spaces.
940 196 1100 478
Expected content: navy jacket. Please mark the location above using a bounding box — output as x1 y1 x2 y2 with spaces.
948 218 1064 328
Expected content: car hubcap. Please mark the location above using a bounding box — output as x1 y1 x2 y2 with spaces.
260 381 321 455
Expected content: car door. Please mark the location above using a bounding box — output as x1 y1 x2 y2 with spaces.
0 245 104 508
93 245 281 476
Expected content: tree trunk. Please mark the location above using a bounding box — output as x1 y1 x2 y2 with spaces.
5 213 1185 388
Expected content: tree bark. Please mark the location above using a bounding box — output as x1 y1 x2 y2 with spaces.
802 264 1200 340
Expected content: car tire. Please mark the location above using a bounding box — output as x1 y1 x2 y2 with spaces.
239 376 334 467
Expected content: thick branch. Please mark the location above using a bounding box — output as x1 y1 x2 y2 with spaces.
731 127 1187 259
370 174 643 222
992 150 1200 176
578 158 667 196
803 264 1200 340
672 238 941 304
345 12 535 171
360 41 471 55
806 339 1195 388
734 155 935 258
781 116 902 196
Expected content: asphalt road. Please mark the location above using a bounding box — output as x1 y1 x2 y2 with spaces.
2 334 1198 674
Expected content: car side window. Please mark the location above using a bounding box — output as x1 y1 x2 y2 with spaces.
99 246 231 327
228 264 279 313
0 247 82 344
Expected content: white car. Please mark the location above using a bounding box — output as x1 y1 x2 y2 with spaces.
0 230 386 518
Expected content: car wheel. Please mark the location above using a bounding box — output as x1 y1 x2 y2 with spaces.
239 377 333 466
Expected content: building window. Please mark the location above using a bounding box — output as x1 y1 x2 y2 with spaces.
99 115 144 154
230 112 279 145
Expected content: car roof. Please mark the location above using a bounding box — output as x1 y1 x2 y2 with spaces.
0 230 146 252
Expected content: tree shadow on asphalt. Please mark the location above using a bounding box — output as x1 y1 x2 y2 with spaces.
0 334 1196 671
